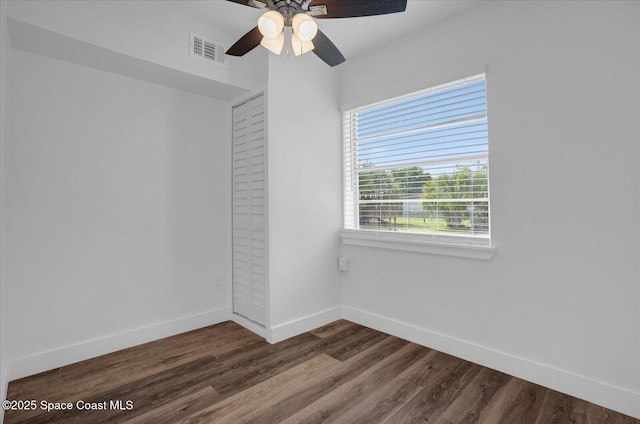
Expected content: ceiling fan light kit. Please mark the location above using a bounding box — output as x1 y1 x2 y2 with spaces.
292 13 318 42
226 0 408 67
257 10 285 39
256 10 318 57
291 32 314 56
260 30 285 54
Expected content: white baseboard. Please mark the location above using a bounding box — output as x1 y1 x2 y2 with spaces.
343 306 640 420
269 306 342 344
6 307 231 384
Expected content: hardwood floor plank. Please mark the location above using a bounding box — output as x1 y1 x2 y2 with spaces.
381 359 483 424
536 389 570 424
250 336 408 424
432 366 512 424
322 325 389 362
67 358 227 424
121 386 221 424
278 342 430 424
476 378 546 424
74 332 304 422
334 349 441 424
5 355 225 424
534 388 608 424
239 335 410 424
309 320 356 339
158 324 265 367
181 354 342 424
585 401 640 424
343 349 473 424
6 346 167 403
207 332 323 396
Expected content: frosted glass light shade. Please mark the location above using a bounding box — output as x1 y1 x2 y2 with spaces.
291 32 314 56
292 13 318 42
260 31 285 54
258 11 284 39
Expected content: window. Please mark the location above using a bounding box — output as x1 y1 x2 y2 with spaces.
342 74 491 252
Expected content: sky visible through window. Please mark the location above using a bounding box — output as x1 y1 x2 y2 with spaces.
355 78 488 179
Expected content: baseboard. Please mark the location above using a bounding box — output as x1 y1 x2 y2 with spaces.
342 306 640 420
6 307 231 384
269 306 343 344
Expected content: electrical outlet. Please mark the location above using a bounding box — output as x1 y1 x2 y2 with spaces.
338 257 350 272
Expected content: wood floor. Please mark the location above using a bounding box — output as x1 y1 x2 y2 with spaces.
5 320 638 424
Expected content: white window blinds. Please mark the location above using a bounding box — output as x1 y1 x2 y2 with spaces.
343 74 490 240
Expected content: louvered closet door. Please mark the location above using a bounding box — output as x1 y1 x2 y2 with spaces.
232 94 267 326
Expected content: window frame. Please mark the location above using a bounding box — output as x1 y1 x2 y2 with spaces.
340 74 495 260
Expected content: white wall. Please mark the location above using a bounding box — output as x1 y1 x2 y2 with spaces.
2 47 231 383
339 0 640 418
266 53 343 342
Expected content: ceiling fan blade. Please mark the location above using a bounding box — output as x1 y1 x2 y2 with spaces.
226 0 267 9
311 0 407 18
312 29 345 67
226 26 263 56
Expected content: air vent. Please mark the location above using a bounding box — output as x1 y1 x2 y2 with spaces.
190 32 226 65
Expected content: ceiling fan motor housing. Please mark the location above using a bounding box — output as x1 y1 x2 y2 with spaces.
267 0 327 24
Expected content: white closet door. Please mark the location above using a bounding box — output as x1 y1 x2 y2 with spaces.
232 94 267 326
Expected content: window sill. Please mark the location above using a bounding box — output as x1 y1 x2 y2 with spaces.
339 229 495 260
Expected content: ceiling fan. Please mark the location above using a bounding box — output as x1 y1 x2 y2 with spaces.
225 0 408 67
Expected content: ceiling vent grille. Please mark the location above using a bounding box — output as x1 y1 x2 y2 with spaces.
190 32 226 65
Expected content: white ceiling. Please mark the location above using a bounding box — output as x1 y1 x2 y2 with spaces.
161 0 484 61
